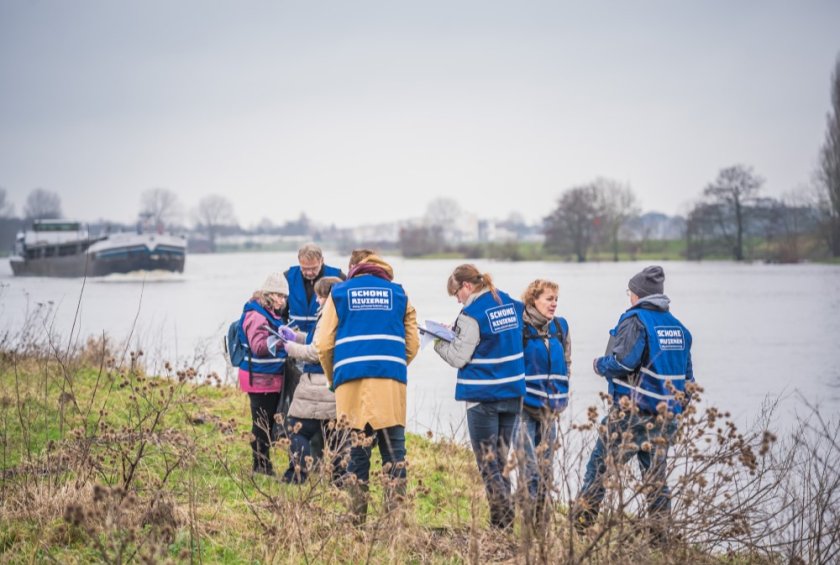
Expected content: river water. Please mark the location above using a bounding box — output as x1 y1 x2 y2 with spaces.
2 252 839 437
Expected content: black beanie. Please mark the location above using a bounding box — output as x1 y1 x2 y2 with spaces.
628 265 665 298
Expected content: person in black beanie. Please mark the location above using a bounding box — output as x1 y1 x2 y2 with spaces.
571 265 696 545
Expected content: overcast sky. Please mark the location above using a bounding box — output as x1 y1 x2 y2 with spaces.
1 1 838 228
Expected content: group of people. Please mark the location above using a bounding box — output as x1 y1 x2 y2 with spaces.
234 243 696 534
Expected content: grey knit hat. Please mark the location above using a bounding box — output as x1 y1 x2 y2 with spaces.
261 272 289 296
628 265 665 298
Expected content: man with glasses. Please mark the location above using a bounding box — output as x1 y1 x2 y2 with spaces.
283 243 346 334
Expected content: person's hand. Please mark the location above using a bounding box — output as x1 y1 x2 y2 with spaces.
279 326 297 342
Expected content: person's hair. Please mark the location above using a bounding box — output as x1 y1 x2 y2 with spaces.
348 248 376 269
298 243 324 262
314 276 342 298
521 279 559 309
447 264 500 303
251 290 280 310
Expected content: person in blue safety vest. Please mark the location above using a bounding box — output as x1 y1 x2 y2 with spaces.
517 278 572 528
433 264 525 530
315 249 420 525
283 243 345 334
235 272 290 476
572 265 696 544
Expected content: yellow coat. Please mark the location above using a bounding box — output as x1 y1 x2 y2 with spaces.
314 255 419 430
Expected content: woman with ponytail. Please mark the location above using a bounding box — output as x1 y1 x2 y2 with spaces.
433 264 525 529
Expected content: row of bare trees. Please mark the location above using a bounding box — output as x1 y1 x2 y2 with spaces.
0 187 239 252
138 188 237 250
545 54 840 263
0 187 63 221
683 162 838 263
543 178 640 262
682 55 840 262
543 164 832 264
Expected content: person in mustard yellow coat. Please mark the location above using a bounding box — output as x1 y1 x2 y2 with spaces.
315 249 419 524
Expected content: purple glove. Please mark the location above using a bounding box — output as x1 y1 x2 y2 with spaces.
279 326 297 342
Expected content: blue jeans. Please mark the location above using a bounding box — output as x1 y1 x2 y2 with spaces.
283 417 342 484
466 398 522 528
347 425 407 484
578 409 677 518
519 409 559 505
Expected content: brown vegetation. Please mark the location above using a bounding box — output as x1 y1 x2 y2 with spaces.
1 310 838 563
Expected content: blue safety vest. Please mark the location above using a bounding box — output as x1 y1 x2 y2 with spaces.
608 307 692 414
237 300 287 376
523 317 569 411
330 276 408 388
302 324 324 374
286 264 343 333
455 291 526 402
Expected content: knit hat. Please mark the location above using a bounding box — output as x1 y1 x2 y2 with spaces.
628 265 665 298
261 272 289 296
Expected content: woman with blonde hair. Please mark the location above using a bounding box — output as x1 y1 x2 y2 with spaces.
235 273 290 476
433 264 525 529
519 278 571 523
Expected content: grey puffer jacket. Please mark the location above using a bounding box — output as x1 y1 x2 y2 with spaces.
284 339 337 421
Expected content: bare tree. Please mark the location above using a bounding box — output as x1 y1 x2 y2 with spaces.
398 225 444 257
817 53 840 257
544 184 600 262
765 188 818 263
0 187 14 218
592 178 640 261
685 201 725 260
703 165 764 261
255 217 276 234
23 188 62 221
424 197 464 244
424 197 462 227
194 195 236 252
139 188 182 229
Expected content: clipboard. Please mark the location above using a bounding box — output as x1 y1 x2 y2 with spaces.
417 321 455 343
262 324 287 342
419 326 453 343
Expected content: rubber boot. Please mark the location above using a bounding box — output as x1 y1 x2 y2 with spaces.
489 495 515 530
384 478 408 520
570 499 597 535
349 484 369 527
251 441 275 477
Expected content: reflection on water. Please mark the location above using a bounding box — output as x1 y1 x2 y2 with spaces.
2 253 839 435
93 271 187 284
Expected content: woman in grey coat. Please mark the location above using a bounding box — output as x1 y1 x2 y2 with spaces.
281 276 344 484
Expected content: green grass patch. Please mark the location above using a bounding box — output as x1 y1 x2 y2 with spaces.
0 351 488 562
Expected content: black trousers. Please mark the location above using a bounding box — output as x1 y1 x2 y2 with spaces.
248 392 281 472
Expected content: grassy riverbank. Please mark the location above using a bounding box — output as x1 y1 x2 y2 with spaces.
0 343 491 562
1 336 837 563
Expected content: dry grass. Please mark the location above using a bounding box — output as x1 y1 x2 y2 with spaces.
0 308 838 563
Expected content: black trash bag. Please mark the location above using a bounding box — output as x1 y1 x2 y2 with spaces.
273 361 302 439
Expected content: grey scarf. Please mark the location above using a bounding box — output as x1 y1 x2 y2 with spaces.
523 305 551 334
